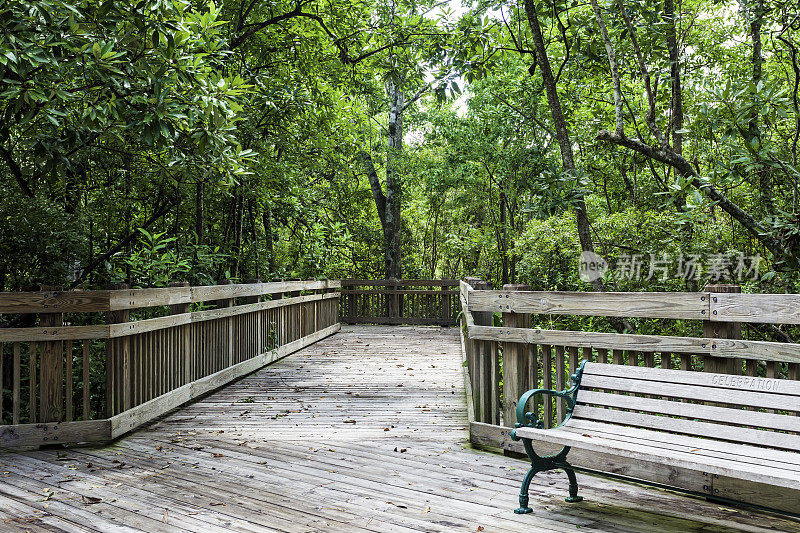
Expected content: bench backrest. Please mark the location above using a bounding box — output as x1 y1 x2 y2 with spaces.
572 362 800 451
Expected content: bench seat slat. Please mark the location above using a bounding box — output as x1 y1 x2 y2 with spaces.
572 405 800 450
580 374 797 412
514 426 800 489
577 390 800 433
564 419 800 471
583 362 800 397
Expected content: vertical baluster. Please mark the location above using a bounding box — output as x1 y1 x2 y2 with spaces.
65 340 73 422
541 345 552 428
554 346 566 423
501 284 530 429
612 349 623 366
147 331 154 401
568 347 579 387
157 328 163 397
0 342 4 424
13 342 20 424
133 333 141 406
596 348 608 364
82 340 90 420
29 342 37 423
168 326 174 393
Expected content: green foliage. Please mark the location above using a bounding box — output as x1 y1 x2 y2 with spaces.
0 0 799 306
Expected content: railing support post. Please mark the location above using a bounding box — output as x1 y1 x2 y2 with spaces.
39 285 64 424
244 280 262 359
170 282 191 385
465 277 496 424
389 278 400 320
216 280 235 368
703 284 741 375
502 284 531 429
105 283 129 417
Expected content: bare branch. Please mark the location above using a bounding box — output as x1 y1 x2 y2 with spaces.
589 0 623 136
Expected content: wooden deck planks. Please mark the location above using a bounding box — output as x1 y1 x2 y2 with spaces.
0 325 797 532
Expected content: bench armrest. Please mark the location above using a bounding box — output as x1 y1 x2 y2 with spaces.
511 361 586 440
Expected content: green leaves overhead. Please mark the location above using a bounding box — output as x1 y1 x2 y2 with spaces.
0 0 251 186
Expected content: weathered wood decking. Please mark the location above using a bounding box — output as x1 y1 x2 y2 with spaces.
0 326 797 532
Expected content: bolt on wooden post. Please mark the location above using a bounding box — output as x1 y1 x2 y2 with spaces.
502 284 531 428
703 284 741 375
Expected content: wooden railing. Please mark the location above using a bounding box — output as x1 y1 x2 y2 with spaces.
458 279 800 450
340 279 458 326
0 280 341 448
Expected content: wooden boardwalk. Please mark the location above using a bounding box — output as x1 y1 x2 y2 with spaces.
0 326 797 532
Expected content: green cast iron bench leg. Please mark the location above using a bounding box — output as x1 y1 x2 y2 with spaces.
512 362 586 513
514 441 583 514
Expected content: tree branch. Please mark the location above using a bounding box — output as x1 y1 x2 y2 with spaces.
618 0 667 147
0 145 34 197
69 194 179 288
590 0 623 136
596 130 787 259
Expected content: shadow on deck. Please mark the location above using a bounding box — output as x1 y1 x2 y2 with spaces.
0 326 797 532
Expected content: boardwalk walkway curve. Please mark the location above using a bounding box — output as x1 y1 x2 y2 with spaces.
0 326 798 532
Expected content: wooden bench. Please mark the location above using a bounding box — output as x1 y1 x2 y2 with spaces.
510 362 800 515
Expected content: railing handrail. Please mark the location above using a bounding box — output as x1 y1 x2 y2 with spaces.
459 278 800 441
340 278 458 326
466 288 800 325
460 284 800 363
0 279 341 314
0 279 342 449
341 279 458 287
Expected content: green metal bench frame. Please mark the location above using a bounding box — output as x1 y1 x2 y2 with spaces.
510 361 586 514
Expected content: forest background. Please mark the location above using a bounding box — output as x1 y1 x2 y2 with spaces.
2 0 799 303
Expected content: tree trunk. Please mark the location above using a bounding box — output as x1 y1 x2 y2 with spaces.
663 0 690 219
664 0 683 156
742 0 772 215
359 151 387 228
500 190 509 286
523 0 605 291
385 76 404 280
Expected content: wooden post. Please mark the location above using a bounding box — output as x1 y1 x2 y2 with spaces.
244 280 262 358
215 280 235 369
105 283 129 417
169 282 191 387
286 283 301 343
346 281 356 324
465 278 490 423
703 284 741 375
0 340 4 423
389 278 400 321
502 284 531 428
272 288 284 350
38 286 64 423
440 284 450 324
